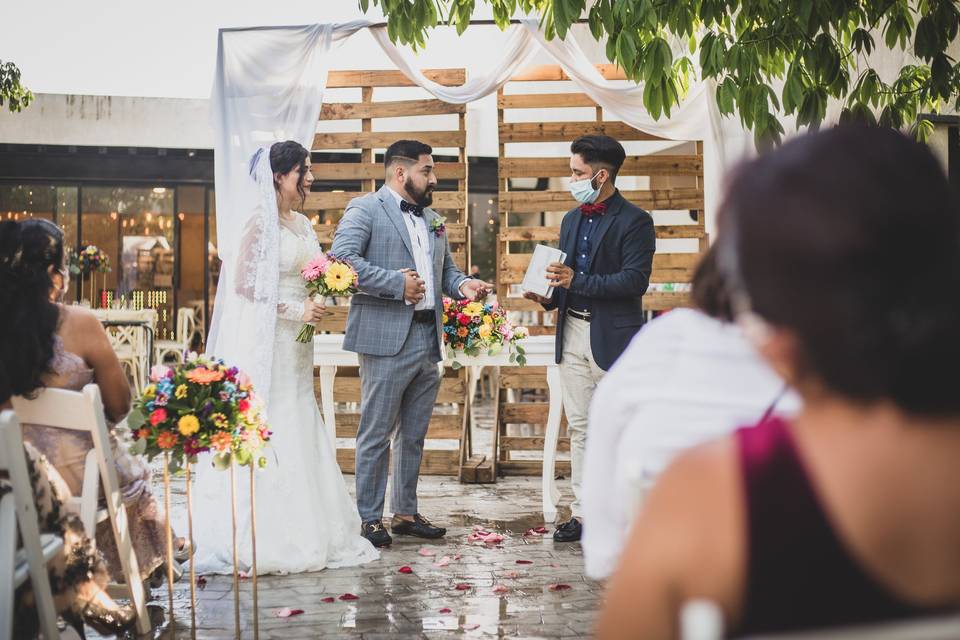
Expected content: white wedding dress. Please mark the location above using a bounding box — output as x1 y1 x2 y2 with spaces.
194 212 379 574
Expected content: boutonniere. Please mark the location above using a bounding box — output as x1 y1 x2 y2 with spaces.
430 215 447 237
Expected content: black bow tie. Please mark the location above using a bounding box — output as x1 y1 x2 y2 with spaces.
400 200 424 217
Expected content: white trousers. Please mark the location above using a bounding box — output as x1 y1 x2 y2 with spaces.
558 316 606 519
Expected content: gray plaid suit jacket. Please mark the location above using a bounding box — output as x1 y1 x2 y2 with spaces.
330 184 469 359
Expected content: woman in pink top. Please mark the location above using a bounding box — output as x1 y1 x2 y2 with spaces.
597 126 960 637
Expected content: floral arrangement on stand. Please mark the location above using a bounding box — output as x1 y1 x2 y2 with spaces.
441 296 528 368
69 244 111 306
296 253 359 343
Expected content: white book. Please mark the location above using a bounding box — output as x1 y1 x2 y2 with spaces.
522 244 568 299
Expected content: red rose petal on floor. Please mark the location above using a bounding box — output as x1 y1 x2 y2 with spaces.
455 583 471 590
321 597 335 603
492 584 509 595
418 547 437 557
196 576 207 590
462 623 480 630
548 583 572 592
338 593 359 601
501 570 521 579
274 607 305 618
439 608 452 614
398 566 414 574
516 560 533 565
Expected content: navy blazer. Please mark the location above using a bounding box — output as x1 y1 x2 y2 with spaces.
541 190 656 371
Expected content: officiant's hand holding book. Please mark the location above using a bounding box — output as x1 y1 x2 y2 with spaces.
521 244 568 304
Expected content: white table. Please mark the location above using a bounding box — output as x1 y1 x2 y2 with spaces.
314 334 566 522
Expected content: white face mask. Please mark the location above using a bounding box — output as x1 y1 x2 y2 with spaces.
569 171 603 204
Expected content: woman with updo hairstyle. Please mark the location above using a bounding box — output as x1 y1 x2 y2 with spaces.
0 219 190 597
597 126 960 637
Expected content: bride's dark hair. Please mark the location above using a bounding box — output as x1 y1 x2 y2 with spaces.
0 218 65 403
270 140 310 210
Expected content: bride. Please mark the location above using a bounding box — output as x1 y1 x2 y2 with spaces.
193 140 379 573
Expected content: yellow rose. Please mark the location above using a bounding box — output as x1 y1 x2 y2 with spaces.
177 414 200 436
143 385 157 399
478 324 492 339
483 315 493 325
174 384 188 399
323 262 355 292
442 314 449 324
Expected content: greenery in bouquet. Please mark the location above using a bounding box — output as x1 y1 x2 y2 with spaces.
69 244 111 276
442 296 528 368
127 355 272 472
296 252 359 343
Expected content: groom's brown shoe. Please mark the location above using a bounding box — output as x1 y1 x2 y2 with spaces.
390 514 446 539
361 520 393 548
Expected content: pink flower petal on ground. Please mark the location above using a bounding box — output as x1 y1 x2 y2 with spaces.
238 570 252 579
196 575 207 590
523 526 549 537
453 554 461 560
398 566 414 574
501 570 521 579
338 593 359 601
462 623 480 630
481 533 504 544
321 597 335 604
515 560 533 565
439 608 453 614
418 548 437 557
492 585 510 595
274 608 304 618
467 532 485 542
433 556 451 568
548 583 572 592
454 583 471 591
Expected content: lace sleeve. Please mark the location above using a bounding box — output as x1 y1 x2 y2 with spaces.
234 213 305 322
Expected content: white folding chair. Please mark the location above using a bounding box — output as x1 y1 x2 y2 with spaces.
154 307 196 364
0 410 61 640
12 385 151 636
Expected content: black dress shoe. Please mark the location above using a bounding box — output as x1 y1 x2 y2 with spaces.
361 520 393 547
552 518 582 543
390 513 447 539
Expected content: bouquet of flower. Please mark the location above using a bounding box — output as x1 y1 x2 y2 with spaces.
127 356 272 472
69 244 111 276
295 253 359 343
442 296 528 368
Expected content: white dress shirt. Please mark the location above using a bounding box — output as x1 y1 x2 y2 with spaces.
386 187 434 310
581 308 801 579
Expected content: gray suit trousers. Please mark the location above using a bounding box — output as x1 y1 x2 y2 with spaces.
355 320 441 522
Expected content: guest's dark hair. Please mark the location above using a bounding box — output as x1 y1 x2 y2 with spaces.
384 140 432 169
269 140 310 209
719 125 960 415
571 135 627 182
0 219 65 403
691 244 733 322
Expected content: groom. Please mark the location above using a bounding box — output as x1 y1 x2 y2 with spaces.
331 140 491 547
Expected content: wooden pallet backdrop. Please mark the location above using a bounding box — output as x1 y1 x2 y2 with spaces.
305 68 471 476
494 64 708 475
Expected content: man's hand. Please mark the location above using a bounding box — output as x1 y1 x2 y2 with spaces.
401 268 426 304
301 297 327 325
523 291 551 305
546 262 575 289
460 278 493 301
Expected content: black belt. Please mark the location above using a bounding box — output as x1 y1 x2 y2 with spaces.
413 309 436 323
567 308 591 322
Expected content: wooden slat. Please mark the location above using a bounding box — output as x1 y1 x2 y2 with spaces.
334 412 462 439
321 99 465 120
501 436 570 453
315 305 350 333
499 368 549 390
650 269 696 284
336 449 459 475
499 460 571 476
311 162 466 180
501 403 550 423
499 224 706 242
499 188 704 213
499 252 701 284
499 121 663 143
499 155 703 178
509 64 626 82
326 69 466 88
644 291 693 310
313 130 466 151
304 191 466 211
498 92 598 109
327 374 466 403
315 225 336 245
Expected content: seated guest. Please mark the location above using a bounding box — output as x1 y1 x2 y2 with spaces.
0 218 190 588
596 126 960 638
2 442 137 637
581 245 799 580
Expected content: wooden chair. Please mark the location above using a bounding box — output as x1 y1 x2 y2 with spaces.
11 385 151 636
679 600 960 639
0 410 62 640
95 309 157 392
154 307 196 364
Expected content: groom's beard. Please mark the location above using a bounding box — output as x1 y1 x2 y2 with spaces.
404 177 434 207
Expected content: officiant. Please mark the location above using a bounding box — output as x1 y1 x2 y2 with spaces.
524 134 656 543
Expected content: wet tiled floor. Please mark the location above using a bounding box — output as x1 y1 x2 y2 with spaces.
123 400 600 639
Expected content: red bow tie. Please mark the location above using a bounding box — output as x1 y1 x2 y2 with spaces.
580 202 607 216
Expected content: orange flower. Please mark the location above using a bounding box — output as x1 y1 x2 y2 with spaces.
156 431 178 449
457 327 468 337
210 431 233 452
137 427 151 440
186 367 225 385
